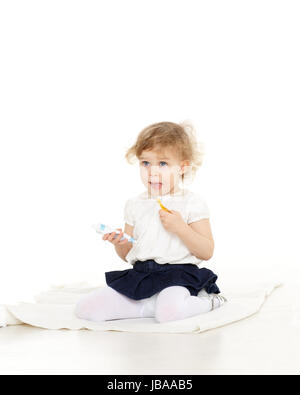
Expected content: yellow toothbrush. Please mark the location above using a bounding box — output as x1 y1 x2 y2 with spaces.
157 198 172 213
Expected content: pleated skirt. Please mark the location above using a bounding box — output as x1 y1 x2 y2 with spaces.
105 259 220 300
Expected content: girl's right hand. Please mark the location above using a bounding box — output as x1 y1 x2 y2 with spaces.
102 228 129 246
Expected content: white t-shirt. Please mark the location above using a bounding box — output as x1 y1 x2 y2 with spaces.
124 188 211 267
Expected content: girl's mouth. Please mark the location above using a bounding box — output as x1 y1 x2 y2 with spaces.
149 182 162 190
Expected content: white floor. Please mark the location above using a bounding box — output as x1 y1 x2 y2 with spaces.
0 281 299 375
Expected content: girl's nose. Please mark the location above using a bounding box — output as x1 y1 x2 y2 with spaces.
149 165 160 176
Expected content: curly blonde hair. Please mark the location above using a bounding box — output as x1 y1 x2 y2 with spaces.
125 120 205 184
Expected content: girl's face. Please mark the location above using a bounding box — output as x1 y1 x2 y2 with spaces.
138 148 189 197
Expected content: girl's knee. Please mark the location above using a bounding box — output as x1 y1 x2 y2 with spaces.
154 286 190 323
74 288 108 321
74 296 100 320
74 298 90 320
157 286 190 299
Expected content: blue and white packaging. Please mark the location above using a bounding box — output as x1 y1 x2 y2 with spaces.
92 223 136 244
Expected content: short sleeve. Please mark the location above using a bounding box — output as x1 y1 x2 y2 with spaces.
187 194 210 224
124 199 135 227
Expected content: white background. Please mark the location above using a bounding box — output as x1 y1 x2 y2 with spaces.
0 0 299 304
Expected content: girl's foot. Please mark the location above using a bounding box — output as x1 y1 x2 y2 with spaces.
209 294 228 310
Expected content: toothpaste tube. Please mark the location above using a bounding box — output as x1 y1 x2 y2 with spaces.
92 223 136 243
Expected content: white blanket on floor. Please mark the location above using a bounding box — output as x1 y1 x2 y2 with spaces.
0 281 282 333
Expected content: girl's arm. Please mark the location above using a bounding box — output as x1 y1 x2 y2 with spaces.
114 223 134 262
176 219 214 261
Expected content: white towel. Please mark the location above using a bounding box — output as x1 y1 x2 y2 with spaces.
0 281 282 333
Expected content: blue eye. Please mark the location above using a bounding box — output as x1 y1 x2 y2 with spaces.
141 161 168 167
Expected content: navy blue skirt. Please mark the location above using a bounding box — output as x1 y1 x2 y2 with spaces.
105 259 220 300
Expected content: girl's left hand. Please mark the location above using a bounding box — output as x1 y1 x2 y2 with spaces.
158 209 186 235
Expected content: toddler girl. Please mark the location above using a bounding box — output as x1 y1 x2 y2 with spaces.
75 121 226 323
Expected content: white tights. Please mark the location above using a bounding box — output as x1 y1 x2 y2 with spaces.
74 285 216 323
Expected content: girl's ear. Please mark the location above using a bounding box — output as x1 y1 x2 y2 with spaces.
180 160 190 175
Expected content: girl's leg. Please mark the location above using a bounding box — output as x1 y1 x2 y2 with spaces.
74 286 156 322
154 286 218 323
